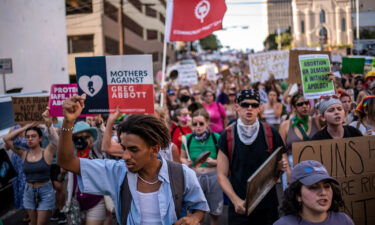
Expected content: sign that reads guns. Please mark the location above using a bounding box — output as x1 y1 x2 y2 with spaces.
75 55 154 114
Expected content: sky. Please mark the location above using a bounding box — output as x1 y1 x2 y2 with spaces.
214 0 268 52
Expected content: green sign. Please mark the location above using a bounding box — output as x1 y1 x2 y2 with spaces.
299 54 335 99
372 58 375 71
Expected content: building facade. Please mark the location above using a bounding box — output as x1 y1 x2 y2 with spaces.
351 0 375 34
267 0 293 34
66 0 174 82
292 0 353 48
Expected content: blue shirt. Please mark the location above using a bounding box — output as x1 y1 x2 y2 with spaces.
77 157 209 225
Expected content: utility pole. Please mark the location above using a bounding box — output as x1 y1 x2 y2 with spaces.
118 0 124 54
356 0 360 41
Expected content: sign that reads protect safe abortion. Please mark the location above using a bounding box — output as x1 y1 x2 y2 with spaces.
299 54 335 99
49 84 78 117
75 55 154 114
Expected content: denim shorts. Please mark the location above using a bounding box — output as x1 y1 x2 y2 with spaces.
23 182 55 210
197 172 223 215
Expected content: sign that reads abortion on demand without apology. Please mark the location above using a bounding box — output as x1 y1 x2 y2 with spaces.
299 54 335 99
75 55 154 114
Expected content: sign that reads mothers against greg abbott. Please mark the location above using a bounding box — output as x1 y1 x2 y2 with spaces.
75 55 154 114
299 54 335 99
292 136 375 225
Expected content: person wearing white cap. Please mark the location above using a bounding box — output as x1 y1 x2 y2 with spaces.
273 160 354 225
311 96 362 140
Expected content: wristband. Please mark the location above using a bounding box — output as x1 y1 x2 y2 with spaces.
61 126 74 132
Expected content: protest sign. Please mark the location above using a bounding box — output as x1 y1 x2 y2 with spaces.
75 55 154 114
206 64 217 81
176 64 198 86
288 50 331 84
298 54 335 99
12 96 49 123
292 136 375 225
342 57 365 74
248 50 289 82
48 84 78 117
245 147 283 215
372 58 375 71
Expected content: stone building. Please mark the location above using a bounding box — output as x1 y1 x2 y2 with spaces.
267 0 293 34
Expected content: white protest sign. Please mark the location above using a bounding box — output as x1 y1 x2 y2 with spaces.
248 50 289 82
177 64 198 86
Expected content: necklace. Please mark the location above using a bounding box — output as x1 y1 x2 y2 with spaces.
138 174 159 185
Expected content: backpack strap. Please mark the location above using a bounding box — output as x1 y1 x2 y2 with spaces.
120 173 131 225
186 134 194 152
225 124 235 164
167 160 184 219
356 120 361 129
211 132 218 151
261 122 274 153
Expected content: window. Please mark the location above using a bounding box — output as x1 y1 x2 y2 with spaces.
124 14 144 38
66 0 93 15
160 32 164 42
145 6 157 18
159 13 165 24
67 35 94 53
152 52 159 62
104 0 118 22
341 18 346 31
129 0 142 12
105 36 119 55
320 9 326 23
124 44 143 54
159 0 166 8
147 29 158 40
301 20 305 34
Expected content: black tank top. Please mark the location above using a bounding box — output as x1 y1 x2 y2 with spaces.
23 150 51 183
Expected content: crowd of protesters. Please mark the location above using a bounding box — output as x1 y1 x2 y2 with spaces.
2 63 375 225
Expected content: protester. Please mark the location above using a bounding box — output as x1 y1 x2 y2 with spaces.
274 160 354 225
181 108 223 225
202 90 227 133
57 94 209 225
178 86 193 108
216 89 289 225
353 76 364 102
261 90 283 129
350 96 375 135
170 107 192 154
224 90 237 125
4 111 58 225
312 96 362 140
356 71 375 104
166 89 179 119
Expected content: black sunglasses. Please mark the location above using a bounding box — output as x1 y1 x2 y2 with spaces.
295 101 310 107
192 122 205 127
73 136 90 141
239 102 260 109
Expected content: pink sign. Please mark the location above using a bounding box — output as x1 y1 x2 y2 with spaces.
48 84 78 117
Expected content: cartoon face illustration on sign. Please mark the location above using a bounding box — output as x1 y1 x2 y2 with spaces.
78 75 103 97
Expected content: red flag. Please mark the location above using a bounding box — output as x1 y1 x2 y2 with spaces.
166 0 227 42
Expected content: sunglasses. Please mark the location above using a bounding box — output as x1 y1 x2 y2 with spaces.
192 122 205 127
73 136 90 141
295 101 310 107
239 102 260 109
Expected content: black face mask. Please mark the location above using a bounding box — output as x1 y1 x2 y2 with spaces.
180 94 191 103
73 136 89 151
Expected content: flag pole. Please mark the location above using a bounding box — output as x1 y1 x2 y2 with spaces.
160 38 167 107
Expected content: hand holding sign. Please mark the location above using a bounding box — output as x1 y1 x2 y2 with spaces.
62 94 86 122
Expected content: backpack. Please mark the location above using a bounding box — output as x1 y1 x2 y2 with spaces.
186 132 218 152
226 121 274 164
120 160 184 225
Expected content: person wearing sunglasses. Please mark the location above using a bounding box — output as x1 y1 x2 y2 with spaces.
311 96 362 140
273 160 354 225
216 89 289 225
350 96 375 136
180 108 223 225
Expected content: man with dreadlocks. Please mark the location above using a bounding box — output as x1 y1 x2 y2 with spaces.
57 94 209 225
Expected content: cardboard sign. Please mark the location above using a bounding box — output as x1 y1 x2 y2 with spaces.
176 64 198 86
245 147 283 215
75 55 154 114
299 54 335 99
12 96 49 123
248 50 289 82
292 136 375 225
288 50 331 84
48 84 78 117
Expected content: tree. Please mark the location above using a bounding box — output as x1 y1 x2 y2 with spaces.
199 34 222 51
263 29 293 50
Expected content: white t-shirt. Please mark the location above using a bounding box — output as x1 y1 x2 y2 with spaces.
137 191 162 225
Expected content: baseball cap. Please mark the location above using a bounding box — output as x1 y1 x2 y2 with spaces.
291 160 339 185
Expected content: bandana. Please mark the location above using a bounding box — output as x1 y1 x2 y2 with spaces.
292 116 309 131
237 118 260 145
316 98 342 114
193 129 210 142
237 89 260 104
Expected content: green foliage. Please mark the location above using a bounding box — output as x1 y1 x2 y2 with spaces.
264 30 293 50
199 34 222 51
